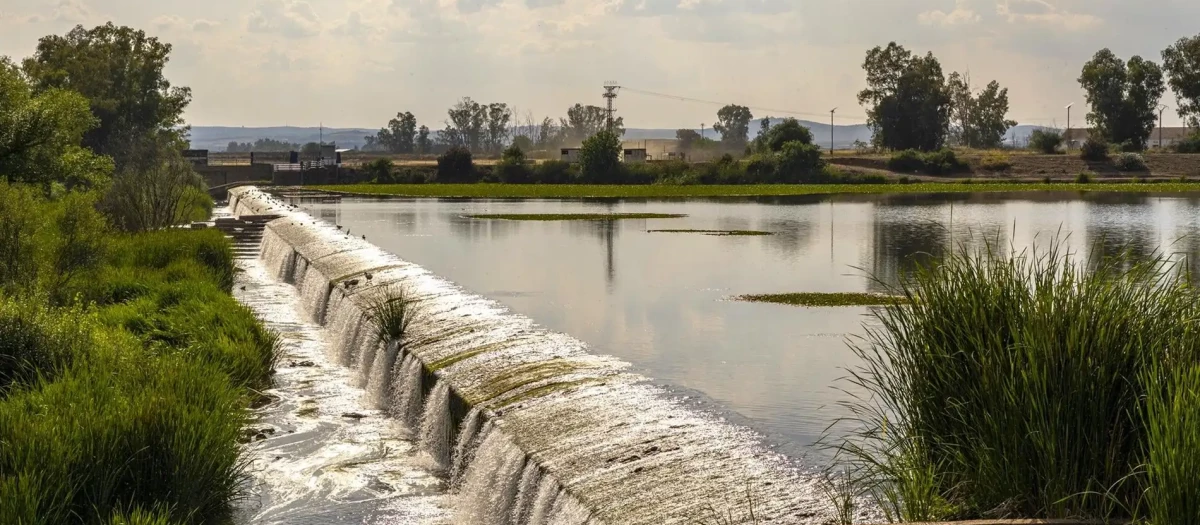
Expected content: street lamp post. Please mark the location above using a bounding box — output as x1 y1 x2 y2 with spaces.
1065 103 1073 151
1159 105 1170 149
829 108 837 155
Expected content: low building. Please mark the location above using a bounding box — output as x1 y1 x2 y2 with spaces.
622 148 647 163
561 148 582 163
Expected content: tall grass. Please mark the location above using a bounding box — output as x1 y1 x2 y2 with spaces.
0 185 279 523
836 240 1200 522
366 285 416 344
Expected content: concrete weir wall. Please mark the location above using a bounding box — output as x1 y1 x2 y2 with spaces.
228 186 828 524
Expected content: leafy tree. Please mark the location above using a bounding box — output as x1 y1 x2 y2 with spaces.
758 117 772 139
364 158 394 183
676 129 702 150
579 131 622 183
536 117 560 148
485 103 512 154
947 72 1016 148
416 126 431 154
21 23 191 168
858 42 952 151
1162 35 1200 128
376 111 417 153
101 135 206 232
436 146 475 182
762 118 815 152
776 141 825 183
561 104 623 144
511 135 534 152
1079 49 1165 150
300 142 321 156
0 57 111 192
714 105 753 150
442 97 482 151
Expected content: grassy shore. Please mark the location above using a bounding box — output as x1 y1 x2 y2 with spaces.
464 212 686 220
838 242 1200 523
0 183 278 524
314 182 1200 199
736 292 905 306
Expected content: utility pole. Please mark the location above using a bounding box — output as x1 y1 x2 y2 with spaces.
829 108 837 155
1159 105 1170 149
1065 103 1073 151
603 82 621 132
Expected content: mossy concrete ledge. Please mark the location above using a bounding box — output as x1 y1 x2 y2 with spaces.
229 186 842 524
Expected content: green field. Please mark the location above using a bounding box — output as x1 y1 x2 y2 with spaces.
736 292 907 307
314 182 1200 198
648 229 773 236
464 213 686 220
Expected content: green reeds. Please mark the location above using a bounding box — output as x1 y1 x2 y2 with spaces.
835 239 1200 522
0 215 278 522
366 285 416 345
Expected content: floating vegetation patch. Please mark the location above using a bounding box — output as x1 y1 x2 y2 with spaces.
463 213 686 221
648 229 772 236
735 292 908 307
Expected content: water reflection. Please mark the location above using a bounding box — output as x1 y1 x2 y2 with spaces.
292 191 1200 462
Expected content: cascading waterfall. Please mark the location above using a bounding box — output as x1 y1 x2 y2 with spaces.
511 462 543 524
391 354 424 430
418 381 453 469
228 186 844 525
454 427 530 524
450 408 484 488
364 341 401 408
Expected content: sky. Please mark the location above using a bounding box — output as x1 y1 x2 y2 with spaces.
1 0 1196 129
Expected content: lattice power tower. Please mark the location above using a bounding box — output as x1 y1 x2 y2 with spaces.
603 82 621 132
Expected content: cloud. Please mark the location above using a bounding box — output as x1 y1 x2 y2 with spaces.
918 0 981 26
247 0 321 38
52 0 91 23
525 0 565 8
996 0 1102 31
192 19 220 32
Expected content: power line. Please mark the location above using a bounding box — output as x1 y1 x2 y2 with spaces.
622 86 1065 127
621 86 869 122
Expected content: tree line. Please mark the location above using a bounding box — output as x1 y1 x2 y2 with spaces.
860 36 1200 153
2 22 207 231
362 99 627 155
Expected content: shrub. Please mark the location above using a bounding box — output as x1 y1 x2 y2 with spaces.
1115 152 1148 172
1028 129 1064 154
776 141 826 183
1076 171 1094 183
979 152 1013 172
921 148 968 175
1119 140 1143 153
435 146 476 183
888 150 925 173
839 242 1200 521
531 160 576 184
743 154 779 183
1080 138 1110 161
579 131 623 183
365 158 395 183
763 118 815 152
1174 131 1200 154
494 145 532 183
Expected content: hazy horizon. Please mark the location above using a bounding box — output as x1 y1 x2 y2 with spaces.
3 0 1195 129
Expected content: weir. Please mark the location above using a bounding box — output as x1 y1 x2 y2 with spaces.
229 186 830 524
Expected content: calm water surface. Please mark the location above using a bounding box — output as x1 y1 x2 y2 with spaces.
295 192 1200 462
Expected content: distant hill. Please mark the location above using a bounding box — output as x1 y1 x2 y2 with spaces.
188 121 1057 152
187 126 377 151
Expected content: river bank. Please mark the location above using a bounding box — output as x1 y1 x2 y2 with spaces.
312 181 1200 199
